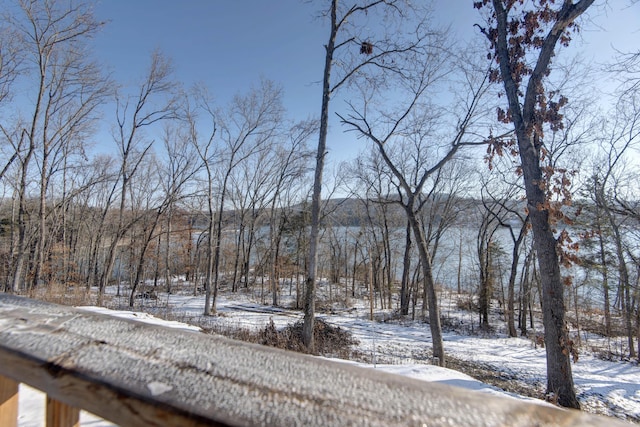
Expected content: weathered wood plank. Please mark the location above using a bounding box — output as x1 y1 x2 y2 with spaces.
0 375 18 427
0 295 627 427
46 396 80 427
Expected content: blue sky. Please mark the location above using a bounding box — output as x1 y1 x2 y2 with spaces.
91 1 481 162
94 1 327 113
91 1 639 163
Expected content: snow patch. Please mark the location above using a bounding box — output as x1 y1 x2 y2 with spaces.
76 306 201 332
147 381 174 396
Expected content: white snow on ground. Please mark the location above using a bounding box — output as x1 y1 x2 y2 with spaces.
326 357 524 400
16 286 640 425
76 305 202 332
153 289 640 423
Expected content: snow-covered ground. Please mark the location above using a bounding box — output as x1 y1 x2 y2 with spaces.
17 285 640 425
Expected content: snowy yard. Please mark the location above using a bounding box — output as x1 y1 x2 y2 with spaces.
172 292 640 423
16 285 640 425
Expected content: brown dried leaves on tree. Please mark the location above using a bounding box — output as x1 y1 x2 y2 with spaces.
477 0 582 266
360 41 373 55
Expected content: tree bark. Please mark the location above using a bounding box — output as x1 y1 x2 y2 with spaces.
406 204 445 366
302 0 338 350
487 0 595 409
597 222 612 338
400 220 412 315
506 242 520 338
506 221 528 337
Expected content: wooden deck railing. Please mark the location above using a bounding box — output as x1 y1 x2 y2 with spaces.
0 294 626 426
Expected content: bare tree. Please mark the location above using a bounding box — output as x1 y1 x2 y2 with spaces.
476 187 502 329
418 161 473 308
0 15 23 181
227 139 286 294
587 90 640 358
126 123 200 306
96 51 178 305
125 152 164 305
58 156 116 288
477 165 530 337
610 42 640 97
186 88 219 316
3 0 107 292
83 155 118 288
345 151 403 312
206 79 284 315
304 0 439 350
339 33 491 365
32 35 110 290
160 123 201 295
265 121 315 306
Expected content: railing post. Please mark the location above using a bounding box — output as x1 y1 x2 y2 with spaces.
46 396 80 427
0 375 18 427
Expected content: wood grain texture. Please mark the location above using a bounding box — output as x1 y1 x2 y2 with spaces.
46 397 80 427
0 375 18 427
0 295 626 427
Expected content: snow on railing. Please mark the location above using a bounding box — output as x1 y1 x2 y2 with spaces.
0 294 625 427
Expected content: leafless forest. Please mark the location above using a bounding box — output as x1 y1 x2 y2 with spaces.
0 0 638 410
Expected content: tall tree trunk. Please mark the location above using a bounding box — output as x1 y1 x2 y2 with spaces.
597 176 634 357
382 214 393 309
478 238 491 327
270 206 280 306
12 90 41 293
506 253 519 337
530 204 578 407
11 151 32 294
596 217 612 337
165 205 173 294
506 223 528 338
98 235 120 306
98 173 129 307
572 280 582 347
232 223 245 292
610 218 635 358
400 221 412 315
486 0 594 409
352 239 358 298
203 203 215 315
210 173 230 315
457 228 463 294
526 148 578 408
406 208 445 366
303 0 338 350
243 229 255 289
33 145 48 289
519 250 533 336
